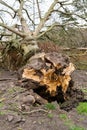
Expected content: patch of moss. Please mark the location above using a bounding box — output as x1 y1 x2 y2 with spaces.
76 102 87 115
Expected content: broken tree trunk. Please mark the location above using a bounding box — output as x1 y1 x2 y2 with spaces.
20 52 75 101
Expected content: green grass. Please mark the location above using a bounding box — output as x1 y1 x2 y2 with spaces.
65 120 85 130
69 125 85 130
0 111 5 115
45 103 56 110
8 86 25 94
59 112 85 130
47 113 53 118
76 102 87 115
59 113 68 120
82 89 87 93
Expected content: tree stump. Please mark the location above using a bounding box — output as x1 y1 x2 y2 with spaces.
20 52 75 103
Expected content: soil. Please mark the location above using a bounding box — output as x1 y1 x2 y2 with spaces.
0 68 87 130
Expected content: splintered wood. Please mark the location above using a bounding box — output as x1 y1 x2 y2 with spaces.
22 52 75 97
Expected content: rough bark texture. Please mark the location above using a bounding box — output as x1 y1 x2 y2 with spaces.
20 52 75 100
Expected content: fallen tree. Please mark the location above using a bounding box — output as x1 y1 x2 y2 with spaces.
0 0 87 71
19 52 75 103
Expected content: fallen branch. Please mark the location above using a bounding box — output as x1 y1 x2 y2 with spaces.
19 109 48 115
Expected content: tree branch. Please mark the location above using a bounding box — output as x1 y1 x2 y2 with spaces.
25 22 71 40
0 23 25 37
37 23 60 38
36 0 41 20
0 33 12 40
54 8 87 22
23 8 35 26
17 0 32 36
34 0 58 36
0 16 4 23
0 10 13 18
0 33 12 37
0 0 16 12
37 22 71 39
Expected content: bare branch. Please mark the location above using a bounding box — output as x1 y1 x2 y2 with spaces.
0 0 16 12
0 10 13 18
0 23 25 37
37 22 72 39
34 0 58 36
25 22 71 40
54 9 87 22
0 32 12 40
37 23 60 38
74 13 87 22
23 8 35 26
0 16 4 23
0 33 12 37
36 0 41 20
17 0 32 35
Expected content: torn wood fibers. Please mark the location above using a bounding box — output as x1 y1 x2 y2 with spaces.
22 52 75 97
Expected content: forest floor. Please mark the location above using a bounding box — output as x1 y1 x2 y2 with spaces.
0 68 87 130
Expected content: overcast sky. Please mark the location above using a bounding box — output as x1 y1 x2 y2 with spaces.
0 0 86 28
0 0 53 24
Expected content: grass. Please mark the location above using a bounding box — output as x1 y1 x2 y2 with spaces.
8 86 25 94
0 111 5 115
59 113 68 120
47 113 53 118
82 89 87 93
45 103 56 118
65 120 85 130
45 103 56 110
76 102 87 115
59 112 85 130
69 125 85 130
